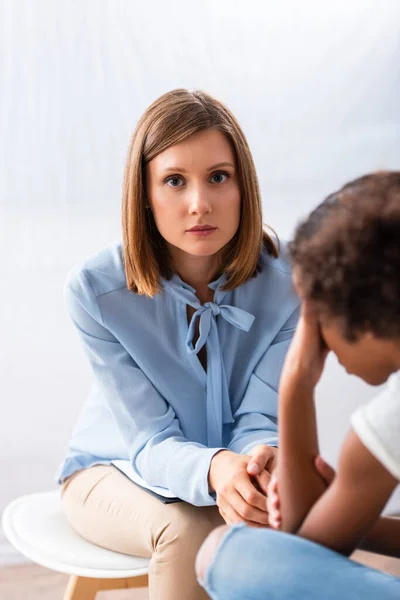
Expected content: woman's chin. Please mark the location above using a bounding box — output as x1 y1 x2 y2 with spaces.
182 241 225 258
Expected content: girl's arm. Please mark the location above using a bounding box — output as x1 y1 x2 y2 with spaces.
310 457 400 557
277 304 330 532
271 454 400 557
298 429 398 556
311 455 400 557
278 379 326 533
360 516 400 558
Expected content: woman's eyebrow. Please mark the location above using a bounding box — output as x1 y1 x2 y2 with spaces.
163 166 188 173
163 161 235 173
206 162 235 171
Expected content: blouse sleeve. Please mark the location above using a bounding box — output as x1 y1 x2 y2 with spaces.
65 269 225 506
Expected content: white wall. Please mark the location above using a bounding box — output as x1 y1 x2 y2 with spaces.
1 0 399 565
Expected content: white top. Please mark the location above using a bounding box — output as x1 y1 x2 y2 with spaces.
351 372 400 480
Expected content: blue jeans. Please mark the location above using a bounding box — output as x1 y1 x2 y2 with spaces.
199 523 400 599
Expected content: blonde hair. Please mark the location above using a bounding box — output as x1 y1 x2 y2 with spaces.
122 88 279 296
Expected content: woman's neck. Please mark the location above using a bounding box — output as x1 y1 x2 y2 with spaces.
169 246 222 304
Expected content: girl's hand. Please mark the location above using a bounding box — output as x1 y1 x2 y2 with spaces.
209 450 273 528
279 301 330 394
267 456 336 529
314 455 336 486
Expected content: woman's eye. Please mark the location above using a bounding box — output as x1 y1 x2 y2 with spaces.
166 176 184 187
210 172 229 184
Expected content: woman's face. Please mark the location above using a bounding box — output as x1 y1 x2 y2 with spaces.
145 128 241 262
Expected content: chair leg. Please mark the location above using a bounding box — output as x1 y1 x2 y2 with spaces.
63 573 149 599
99 575 149 590
63 575 99 600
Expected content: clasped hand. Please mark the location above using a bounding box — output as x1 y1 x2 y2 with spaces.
209 444 278 527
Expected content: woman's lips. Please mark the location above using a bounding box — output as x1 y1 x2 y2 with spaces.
186 226 218 236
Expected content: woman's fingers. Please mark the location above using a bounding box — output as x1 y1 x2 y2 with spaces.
235 477 269 514
269 511 281 529
215 457 281 529
255 469 271 495
247 444 277 475
267 492 281 529
219 496 269 528
267 473 281 528
267 472 278 495
232 488 270 525
267 488 279 509
217 474 270 525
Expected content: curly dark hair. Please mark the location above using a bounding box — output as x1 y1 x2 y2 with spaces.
289 171 400 341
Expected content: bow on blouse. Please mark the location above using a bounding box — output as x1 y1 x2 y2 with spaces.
186 301 255 447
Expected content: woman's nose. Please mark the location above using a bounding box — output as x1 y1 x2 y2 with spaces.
188 185 212 215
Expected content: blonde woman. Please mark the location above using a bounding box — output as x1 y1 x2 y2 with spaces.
58 89 299 600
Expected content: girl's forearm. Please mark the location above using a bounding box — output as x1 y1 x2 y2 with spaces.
359 516 400 558
278 378 326 532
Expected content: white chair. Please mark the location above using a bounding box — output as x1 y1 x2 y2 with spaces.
2 490 150 599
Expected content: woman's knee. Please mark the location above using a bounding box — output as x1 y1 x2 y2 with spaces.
153 505 222 555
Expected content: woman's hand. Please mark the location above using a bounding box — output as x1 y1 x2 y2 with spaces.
247 444 278 495
267 456 336 529
279 301 330 395
209 448 276 527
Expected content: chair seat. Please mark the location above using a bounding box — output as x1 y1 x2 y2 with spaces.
2 491 150 578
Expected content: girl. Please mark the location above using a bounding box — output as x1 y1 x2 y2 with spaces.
198 171 400 600
58 88 299 600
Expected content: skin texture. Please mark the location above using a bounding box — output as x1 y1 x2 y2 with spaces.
146 129 277 527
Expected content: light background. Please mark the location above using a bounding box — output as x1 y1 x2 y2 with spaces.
1 0 399 564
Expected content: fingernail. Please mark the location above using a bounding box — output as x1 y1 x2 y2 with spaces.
248 463 258 474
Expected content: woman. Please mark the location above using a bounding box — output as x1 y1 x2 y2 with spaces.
197 171 400 600
58 88 299 600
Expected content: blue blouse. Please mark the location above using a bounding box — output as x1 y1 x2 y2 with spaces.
56 240 299 506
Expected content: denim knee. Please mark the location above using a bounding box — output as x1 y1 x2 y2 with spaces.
199 526 400 600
